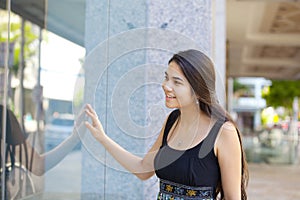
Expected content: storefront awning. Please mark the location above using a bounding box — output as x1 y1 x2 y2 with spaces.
0 0 85 47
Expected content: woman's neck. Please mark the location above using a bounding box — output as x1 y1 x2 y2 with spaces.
178 105 202 127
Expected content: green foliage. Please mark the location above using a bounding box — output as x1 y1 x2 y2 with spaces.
0 11 39 75
0 21 21 42
262 80 300 110
233 79 248 92
233 79 254 97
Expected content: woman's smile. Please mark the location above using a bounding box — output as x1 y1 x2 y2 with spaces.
165 94 176 101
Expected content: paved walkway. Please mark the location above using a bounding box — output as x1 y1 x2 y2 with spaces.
247 162 300 200
27 149 300 200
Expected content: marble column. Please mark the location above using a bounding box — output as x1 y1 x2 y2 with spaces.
80 0 226 199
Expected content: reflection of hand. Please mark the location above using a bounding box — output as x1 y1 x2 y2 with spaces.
74 106 88 138
75 106 87 126
85 104 106 142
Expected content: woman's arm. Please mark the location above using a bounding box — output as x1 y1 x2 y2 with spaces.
84 104 166 180
215 122 242 200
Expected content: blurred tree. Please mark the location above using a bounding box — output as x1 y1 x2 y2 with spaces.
0 10 44 124
233 79 248 92
233 79 252 97
0 11 39 75
262 80 300 112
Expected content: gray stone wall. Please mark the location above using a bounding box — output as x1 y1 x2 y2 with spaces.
81 0 225 199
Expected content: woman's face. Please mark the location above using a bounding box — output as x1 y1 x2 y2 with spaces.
162 61 197 109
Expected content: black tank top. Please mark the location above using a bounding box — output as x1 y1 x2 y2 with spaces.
154 109 223 191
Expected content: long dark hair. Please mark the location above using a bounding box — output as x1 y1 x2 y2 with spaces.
169 49 249 200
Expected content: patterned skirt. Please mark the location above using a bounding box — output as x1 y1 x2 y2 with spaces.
157 179 214 200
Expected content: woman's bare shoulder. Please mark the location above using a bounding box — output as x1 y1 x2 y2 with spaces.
216 121 239 148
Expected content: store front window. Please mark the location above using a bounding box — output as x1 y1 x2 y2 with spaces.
0 1 85 199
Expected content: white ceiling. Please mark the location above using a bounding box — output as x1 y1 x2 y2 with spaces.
227 0 300 80
2 0 300 80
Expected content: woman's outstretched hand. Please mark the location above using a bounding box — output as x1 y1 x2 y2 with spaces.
84 104 106 142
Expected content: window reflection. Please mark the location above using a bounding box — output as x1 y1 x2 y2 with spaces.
0 0 85 199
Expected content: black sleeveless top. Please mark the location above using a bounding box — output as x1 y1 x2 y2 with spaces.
154 109 223 192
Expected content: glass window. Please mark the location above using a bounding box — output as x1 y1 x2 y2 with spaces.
1 1 85 199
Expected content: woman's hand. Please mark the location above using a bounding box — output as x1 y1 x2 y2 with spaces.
84 104 106 142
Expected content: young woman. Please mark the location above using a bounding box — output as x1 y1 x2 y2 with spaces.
84 49 249 200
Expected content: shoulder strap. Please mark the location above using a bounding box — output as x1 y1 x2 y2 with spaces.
198 119 225 159
161 109 180 146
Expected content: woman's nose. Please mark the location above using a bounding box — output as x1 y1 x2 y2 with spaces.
162 83 173 91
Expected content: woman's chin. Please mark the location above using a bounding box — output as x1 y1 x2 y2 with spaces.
165 103 178 109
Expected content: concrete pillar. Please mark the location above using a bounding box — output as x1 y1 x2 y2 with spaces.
212 1 226 108
80 0 226 199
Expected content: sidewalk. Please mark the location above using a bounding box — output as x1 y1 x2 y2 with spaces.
29 149 300 200
247 161 300 199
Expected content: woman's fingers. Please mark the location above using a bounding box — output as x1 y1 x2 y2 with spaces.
85 104 97 116
84 121 95 132
85 109 100 128
83 104 105 139
84 117 105 142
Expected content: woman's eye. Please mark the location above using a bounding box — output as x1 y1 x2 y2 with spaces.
174 80 181 85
